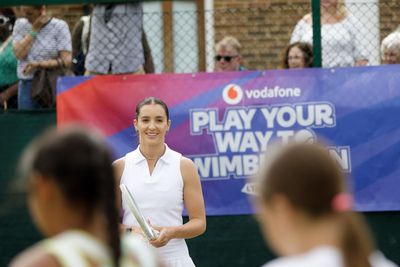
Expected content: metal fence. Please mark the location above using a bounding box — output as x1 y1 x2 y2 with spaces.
1 0 400 110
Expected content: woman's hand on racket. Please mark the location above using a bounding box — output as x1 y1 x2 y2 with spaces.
149 225 174 248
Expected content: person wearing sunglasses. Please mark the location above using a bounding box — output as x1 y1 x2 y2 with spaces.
0 8 18 110
214 36 245 72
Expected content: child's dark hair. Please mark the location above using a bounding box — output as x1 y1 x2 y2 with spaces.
259 142 374 267
23 126 121 267
135 97 169 120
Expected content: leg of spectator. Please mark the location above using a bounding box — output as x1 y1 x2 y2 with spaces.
18 80 39 110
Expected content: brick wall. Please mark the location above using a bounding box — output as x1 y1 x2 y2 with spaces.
47 4 86 29
379 1 400 41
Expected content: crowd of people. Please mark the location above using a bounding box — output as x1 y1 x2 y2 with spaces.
0 1 399 110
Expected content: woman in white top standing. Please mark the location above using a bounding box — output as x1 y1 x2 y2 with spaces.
254 142 397 267
290 0 368 68
114 97 206 267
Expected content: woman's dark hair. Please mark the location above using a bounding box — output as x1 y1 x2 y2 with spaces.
135 96 169 120
22 126 121 267
259 142 374 267
0 8 16 28
281 42 313 69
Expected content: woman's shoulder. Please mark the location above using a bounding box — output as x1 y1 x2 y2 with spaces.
180 156 195 167
15 18 29 25
292 14 311 33
13 18 29 32
48 17 69 30
113 156 126 168
8 242 60 267
179 156 198 182
113 155 128 181
262 246 341 267
302 13 312 24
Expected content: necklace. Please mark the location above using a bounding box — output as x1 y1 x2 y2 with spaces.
140 146 165 161
145 156 159 161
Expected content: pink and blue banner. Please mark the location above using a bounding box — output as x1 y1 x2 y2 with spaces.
57 65 400 215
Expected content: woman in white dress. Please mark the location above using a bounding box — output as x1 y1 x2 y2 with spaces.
114 97 206 267
9 126 159 267
290 0 368 68
254 142 397 267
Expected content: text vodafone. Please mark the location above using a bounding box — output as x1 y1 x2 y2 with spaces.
244 86 301 99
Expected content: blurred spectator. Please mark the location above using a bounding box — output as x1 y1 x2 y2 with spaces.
255 142 397 267
214 36 245 72
0 8 18 109
281 42 313 69
290 0 368 68
381 31 400 65
71 5 92 76
9 125 160 267
84 3 145 75
72 9 154 75
142 31 155 74
12 5 71 109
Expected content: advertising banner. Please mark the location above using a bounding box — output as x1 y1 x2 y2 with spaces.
57 65 400 215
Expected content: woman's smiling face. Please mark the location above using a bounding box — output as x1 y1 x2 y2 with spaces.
134 103 170 145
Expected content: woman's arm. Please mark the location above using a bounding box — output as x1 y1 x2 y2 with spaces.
23 50 72 75
348 15 369 66
13 15 51 60
59 50 72 69
113 157 143 236
13 33 35 60
0 82 18 106
112 158 125 220
150 157 206 247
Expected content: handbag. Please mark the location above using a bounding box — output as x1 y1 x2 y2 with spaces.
31 58 73 108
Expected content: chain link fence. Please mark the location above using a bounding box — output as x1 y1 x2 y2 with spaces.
1 1 399 110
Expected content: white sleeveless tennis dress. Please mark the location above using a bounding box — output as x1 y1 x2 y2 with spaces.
41 229 158 267
121 144 196 267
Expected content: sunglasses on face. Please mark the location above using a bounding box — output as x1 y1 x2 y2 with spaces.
214 55 239 62
0 15 10 26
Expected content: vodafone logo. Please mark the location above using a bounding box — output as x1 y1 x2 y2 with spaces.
222 84 243 105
